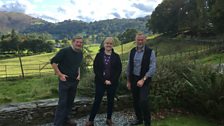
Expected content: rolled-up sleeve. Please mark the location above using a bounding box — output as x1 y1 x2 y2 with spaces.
145 50 156 78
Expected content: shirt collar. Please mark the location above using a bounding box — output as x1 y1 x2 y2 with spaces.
135 45 145 52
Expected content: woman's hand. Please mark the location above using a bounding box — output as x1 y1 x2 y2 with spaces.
105 80 112 85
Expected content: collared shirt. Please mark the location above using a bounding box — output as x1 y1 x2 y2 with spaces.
126 46 156 78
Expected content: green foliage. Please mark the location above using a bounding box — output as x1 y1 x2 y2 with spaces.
181 65 224 120
0 31 54 54
117 29 138 44
23 17 149 40
148 0 222 35
210 0 224 33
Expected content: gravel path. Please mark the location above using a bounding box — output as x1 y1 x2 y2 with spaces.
38 110 136 126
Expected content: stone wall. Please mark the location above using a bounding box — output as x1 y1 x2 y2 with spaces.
0 95 132 126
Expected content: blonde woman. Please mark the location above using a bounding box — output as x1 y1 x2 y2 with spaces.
85 37 122 126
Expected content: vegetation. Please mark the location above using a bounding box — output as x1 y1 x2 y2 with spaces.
148 0 224 36
23 16 149 39
151 115 218 126
0 12 46 33
0 30 54 57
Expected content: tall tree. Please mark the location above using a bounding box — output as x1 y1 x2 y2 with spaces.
210 0 224 33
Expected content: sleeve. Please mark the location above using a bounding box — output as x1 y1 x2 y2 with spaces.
112 54 122 83
145 50 156 78
126 52 131 79
50 49 65 64
93 53 105 82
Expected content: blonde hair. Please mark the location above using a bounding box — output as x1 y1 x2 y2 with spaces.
104 37 114 44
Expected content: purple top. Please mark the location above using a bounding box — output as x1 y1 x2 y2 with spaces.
103 53 111 80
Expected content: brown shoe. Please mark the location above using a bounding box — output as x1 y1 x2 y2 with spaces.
66 120 77 126
85 121 94 126
106 119 114 126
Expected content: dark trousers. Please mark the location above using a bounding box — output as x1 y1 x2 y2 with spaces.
54 80 78 126
89 83 117 121
131 75 151 125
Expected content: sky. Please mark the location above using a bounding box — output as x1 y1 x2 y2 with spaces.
0 0 163 23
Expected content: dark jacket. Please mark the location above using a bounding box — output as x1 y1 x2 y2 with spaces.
93 48 122 85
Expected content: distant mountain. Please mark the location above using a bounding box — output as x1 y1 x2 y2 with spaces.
0 12 150 39
0 12 46 33
23 16 151 39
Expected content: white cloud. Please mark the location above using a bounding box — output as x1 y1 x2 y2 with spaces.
0 0 162 22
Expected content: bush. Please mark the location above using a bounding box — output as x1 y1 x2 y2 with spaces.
181 65 224 120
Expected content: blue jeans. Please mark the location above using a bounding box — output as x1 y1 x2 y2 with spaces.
54 80 79 126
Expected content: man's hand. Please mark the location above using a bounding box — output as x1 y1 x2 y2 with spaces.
127 81 131 90
59 74 68 81
137 79 144 87
105 80 112 85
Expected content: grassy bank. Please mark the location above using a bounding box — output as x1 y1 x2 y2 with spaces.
151 115 218 126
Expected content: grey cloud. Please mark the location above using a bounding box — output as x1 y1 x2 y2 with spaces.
57 7 66 13
111 12 121 18
123 10 135 18
77 16 92 22
90 11 94 15
78 9 82 13
132 3 154 12
0 1 26 13
40 15 58 22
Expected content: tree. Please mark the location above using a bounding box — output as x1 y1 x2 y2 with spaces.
147 0 215 36
117 29 138 44
210 0 224 33
0 29 21 52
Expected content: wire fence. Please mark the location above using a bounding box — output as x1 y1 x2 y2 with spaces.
0 39 223 80
0 62 53 80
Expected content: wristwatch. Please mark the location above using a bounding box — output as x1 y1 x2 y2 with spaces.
143 76 147 81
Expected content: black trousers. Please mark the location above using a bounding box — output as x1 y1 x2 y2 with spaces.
130 75 151 124
89 82 117 121
54 80 78 126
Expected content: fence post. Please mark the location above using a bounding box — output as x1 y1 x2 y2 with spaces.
39 64 41 77
18 52 24 78
5 65 7 80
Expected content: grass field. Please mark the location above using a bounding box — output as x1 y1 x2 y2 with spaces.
0 75 58 103
0 44 101 78
150 115 218 126
0 35 223 103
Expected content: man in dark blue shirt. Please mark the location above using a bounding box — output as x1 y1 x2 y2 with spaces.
51 36 83 126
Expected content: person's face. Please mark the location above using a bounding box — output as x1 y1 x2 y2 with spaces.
136 35 146 48
104 39 113 51
72 38 83 50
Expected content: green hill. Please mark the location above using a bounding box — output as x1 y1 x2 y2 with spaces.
0 12 46 33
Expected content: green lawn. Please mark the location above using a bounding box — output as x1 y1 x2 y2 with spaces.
0 75 58 103
0 44 100 78
0 53 55 77
151 115 218 126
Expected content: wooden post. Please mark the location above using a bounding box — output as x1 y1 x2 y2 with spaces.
39 64 41 77
5 65 7 80
18 51 24 78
